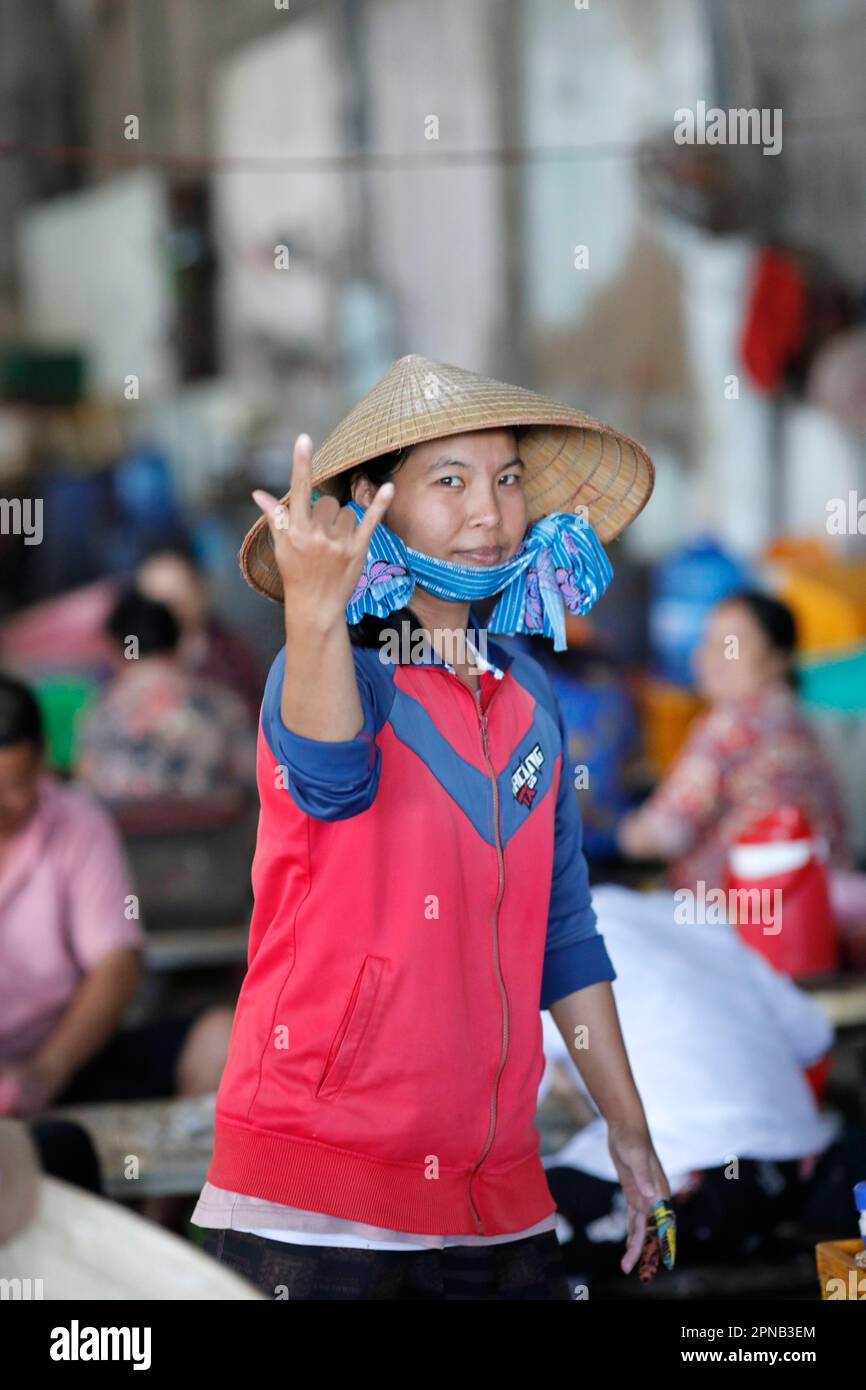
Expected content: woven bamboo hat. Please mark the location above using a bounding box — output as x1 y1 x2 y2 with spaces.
240 353 654 603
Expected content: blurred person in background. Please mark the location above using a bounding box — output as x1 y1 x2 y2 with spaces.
0 674 234 1225
135 544 264 723
75 588 257 808
617 590 852 893
539 886 866 1284
0 542 264 726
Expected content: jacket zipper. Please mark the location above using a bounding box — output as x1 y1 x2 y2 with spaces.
427 656 510 1234
467 679 509 1234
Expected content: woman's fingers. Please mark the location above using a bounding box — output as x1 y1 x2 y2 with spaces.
353 481 395 554
286 433 314 529
251 433 315 539
252 444 390 606
251 488 291 541
621 1201 646 1273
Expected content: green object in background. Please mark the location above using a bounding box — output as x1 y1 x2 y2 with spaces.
0 347 86 405
32 674 101 772
185 1215 209 1249
798 644 866 711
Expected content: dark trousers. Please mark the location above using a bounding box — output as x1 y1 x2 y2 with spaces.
547 1159 804 1279
546 1121 866 1279
202 1226 571 1301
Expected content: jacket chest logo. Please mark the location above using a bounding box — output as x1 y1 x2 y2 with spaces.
511 741 545 809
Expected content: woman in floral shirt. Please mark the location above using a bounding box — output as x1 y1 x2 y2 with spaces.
75 588 258 807
618 591 851 894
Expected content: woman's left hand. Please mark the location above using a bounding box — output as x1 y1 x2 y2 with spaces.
606 1121 672 1274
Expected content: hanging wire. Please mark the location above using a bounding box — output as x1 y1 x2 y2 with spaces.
2 107 866 177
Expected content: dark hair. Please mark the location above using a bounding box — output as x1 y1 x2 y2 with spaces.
346 606 423 650
332 446 413 508
107 586 181 656
0 673 44 752
723 589 799 692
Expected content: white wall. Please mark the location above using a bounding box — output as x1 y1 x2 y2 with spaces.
362 0 504 369
16 170 175 398
519 0 717 559
212 17 345 372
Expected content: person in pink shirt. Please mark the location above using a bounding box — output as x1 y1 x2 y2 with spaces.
0 672 234 1222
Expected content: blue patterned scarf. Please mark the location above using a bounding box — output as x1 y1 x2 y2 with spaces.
341 499 613 651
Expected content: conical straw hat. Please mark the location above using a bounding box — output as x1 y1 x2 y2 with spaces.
240 353 654 603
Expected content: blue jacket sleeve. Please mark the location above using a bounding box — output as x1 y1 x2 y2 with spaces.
541 691 617 1010
261 645 383 821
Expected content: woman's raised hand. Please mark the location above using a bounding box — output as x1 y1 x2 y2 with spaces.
252 433 394 627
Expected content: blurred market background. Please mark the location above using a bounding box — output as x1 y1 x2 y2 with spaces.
2 0 866 1300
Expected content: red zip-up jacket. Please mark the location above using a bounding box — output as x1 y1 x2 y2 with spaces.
206 609 616 1236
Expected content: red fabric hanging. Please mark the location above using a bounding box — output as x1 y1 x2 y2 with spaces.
740 247 810 391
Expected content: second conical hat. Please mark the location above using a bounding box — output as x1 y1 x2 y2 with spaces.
240 353 654 603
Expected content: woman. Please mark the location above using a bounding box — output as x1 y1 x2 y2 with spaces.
192 354 670 1301
618 589 851 893
74 587 257 807
134 543 265 724
0 672 235 1232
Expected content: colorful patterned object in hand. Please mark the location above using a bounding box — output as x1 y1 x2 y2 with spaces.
653 1199 677 1270
637 1200 676 1282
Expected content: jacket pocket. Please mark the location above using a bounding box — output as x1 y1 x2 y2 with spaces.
315 954 388 1102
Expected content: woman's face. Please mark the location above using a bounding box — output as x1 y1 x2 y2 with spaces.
351 428 528 566
136 554 208 633
693 600 788 703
